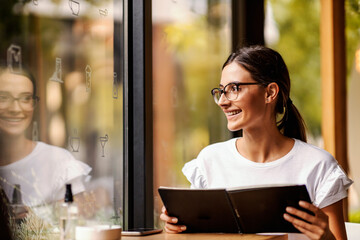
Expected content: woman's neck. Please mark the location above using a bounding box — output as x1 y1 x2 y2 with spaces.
0 135 35 166
236 124 294 163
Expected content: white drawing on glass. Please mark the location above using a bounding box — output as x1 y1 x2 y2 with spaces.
33 0 39 5
7 44 22 73
32 121 39 141
113 72 118 99
99 134 109 157
50 58 63 83
99 9 108 17
69 129 80 152
69 0 80 16
85 65 92 92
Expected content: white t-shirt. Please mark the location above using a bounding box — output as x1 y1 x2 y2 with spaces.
182 138 353 239
0 141 92 206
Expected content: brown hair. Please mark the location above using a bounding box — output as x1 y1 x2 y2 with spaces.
0 64 37 98
223 45 307 142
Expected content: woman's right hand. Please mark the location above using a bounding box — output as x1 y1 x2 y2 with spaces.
160 206 187 233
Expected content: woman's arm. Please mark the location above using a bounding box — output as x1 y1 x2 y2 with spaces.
284 200 347 240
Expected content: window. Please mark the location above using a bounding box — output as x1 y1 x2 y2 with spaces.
0 0 123 237
152 0 232 227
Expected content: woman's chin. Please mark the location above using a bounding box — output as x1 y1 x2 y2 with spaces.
227 123 242 132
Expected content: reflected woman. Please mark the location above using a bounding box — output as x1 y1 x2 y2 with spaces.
0 66 91 207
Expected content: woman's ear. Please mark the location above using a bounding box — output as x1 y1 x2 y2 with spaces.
265 82 279 103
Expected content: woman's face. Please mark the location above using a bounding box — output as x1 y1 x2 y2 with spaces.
218 62 268 132
0 71 34 137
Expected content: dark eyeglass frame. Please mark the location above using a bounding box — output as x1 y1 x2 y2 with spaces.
0 93 39 110
211 82 264 103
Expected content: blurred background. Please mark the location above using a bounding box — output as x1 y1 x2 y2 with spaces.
1 0 359 233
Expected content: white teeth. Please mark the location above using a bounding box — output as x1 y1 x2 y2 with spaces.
226 111 241 116
3 118 23 122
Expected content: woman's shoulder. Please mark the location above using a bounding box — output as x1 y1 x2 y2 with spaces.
34 141 74 159
293 139 336 165
198 138 237 156
36 141 91 176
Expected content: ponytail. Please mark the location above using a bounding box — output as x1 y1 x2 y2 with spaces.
277 99 307 142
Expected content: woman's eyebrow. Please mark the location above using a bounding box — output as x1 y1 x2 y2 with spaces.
219 81 241 87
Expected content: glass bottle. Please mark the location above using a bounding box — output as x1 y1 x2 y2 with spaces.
11 184 26 224
60 184 78 240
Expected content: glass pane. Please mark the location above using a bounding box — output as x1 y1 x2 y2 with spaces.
152 0 232 227
266 0 321 144
345 0 360 221
0 0 123 237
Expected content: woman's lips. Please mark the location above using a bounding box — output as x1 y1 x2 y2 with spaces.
225 110 242 116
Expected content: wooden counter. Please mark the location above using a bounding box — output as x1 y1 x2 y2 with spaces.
122 232 288 240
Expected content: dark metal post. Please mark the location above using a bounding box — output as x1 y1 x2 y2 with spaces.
123 0 153 230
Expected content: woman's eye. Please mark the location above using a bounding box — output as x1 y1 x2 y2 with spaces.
230 85 239 92
0 95 9 101
20 95 33 102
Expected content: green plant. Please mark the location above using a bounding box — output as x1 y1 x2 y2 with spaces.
349 210 360 223
10 209 59 240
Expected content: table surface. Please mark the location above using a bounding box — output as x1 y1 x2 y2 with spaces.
122 232 288 240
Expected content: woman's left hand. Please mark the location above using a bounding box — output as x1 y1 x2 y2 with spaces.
283 201 335 240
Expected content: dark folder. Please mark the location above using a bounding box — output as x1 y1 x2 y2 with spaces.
158 184 312 233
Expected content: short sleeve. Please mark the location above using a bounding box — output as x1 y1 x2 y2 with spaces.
53 152 92 201
314 165 353 208
182 159 207 189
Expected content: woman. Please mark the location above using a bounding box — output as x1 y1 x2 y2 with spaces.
0 66 91 207
160 46 352 240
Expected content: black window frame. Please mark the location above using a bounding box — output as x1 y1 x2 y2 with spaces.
122 0 154 230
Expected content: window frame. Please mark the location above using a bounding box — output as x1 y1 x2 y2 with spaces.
122 0 154 230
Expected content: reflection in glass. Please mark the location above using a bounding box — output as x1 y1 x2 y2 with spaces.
99 134 109 157
7 44 22 74
32 121 39 141
0 0 123 237
99 8 109 17
69 0 80 16
0 67 91 208
85 65 92 93
50 57 63 83
69 129 80 152
113 72 118 99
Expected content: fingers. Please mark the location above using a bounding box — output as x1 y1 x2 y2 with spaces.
283 212 323 234
290 221 323 240
160 211 178 224
285 205 317 224
284 201 331 239
164 223 187 233
299 201 321 215
160 205 187 233
285 201 327 227
162 205 167 214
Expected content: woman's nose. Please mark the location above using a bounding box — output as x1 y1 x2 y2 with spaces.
217 93 230 106
8 99 23 112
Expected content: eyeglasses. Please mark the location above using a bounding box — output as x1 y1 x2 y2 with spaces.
0 93 39 110
211 82 263 103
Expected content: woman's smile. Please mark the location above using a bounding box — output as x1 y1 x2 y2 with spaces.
224 109 242 118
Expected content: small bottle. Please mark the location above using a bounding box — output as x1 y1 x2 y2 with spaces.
11 184 26 223
60 184 78 240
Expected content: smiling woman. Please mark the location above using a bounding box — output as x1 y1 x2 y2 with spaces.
0 66 91 208
161 46 353 240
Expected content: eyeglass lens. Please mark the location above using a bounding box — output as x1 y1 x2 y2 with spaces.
212 83 239 103
0 94 37 110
